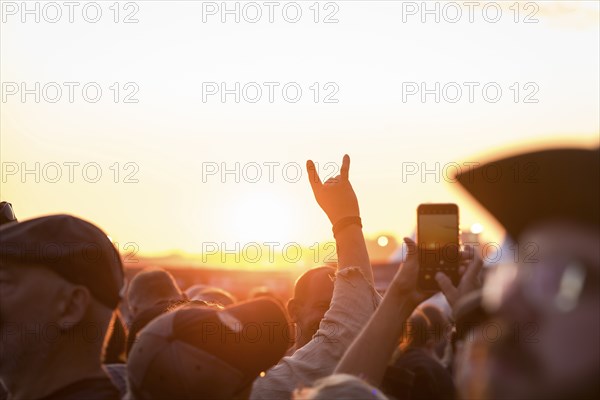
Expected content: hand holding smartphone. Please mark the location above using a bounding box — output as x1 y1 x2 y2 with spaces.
417 203 460 291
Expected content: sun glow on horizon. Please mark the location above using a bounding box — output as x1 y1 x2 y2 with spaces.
1 1 598 257
226 189 297 245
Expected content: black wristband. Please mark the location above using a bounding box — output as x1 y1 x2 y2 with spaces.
332 216 362 237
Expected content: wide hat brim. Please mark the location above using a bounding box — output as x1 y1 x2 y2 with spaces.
455 147 600 241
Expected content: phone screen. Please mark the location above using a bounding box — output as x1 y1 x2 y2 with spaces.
417 205 459 290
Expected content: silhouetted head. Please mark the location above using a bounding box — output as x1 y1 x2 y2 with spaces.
185 284 237 306
287 266 336 349
457 147 600 399
0 215 123 395
127 268 184 318
127 298 291 399
400 310 436 352
420 304 450 359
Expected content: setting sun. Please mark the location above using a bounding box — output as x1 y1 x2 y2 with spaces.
226 189 297 244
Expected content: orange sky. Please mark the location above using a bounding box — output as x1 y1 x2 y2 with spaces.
1 1 599 260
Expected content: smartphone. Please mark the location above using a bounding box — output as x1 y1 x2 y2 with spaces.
417 203 460 291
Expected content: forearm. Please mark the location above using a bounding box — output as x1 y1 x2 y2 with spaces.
335 290 417 386
252 257 381 399
334 224 373 285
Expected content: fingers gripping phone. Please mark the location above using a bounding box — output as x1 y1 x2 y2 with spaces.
417 203 460 291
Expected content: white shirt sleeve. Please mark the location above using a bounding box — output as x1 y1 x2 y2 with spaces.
250 266 382 399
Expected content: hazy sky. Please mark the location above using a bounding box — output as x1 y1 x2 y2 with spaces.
2 1 599 256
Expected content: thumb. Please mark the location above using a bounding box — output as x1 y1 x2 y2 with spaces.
403 237 418 261
463 252 484 283
400 237 419 279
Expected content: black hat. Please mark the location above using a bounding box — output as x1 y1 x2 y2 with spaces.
456 147 600 240
0 214 124 309
127 297 292 399
126 299 193 356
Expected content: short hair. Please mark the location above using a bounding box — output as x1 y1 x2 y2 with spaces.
293 266 336 303
303 374 388 400
420 304 449 336
127 268 182 304
401 311 432 351
248 285 275 299
126 300 186 356
196 287 237 306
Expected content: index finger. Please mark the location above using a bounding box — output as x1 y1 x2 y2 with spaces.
463 251 483 283
435 272 458 304
460 245 474 260
341 154 350 181
306 160 323 192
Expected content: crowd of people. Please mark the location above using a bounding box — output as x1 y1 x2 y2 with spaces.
0 147 598 399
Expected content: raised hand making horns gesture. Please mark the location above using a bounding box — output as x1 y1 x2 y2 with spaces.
306 154 360 226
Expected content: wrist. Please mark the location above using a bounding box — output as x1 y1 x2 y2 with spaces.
332 216 362 238
332 223 364 252
388 282 421 309
380 288 418 317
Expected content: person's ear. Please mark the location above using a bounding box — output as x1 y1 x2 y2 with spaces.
56 285 91 329
287 298 301 323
